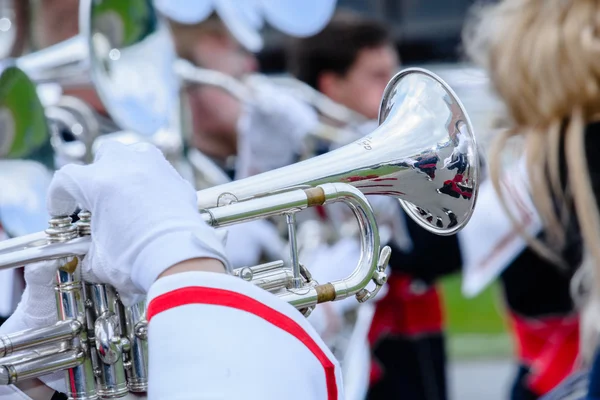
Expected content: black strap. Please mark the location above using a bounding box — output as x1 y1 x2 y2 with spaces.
51 391 68 400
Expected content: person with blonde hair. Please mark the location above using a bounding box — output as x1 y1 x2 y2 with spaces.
463 0 600 398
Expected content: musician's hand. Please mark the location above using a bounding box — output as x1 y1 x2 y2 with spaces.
0 260 66 394
235 78 319 178
46 141 231 306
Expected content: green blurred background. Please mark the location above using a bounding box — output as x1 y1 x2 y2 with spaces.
440 274 514 360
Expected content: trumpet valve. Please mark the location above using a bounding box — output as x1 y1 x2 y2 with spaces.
76 210 92 236
45 216 78 242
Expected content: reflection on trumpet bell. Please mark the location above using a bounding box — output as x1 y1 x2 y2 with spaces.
196 67 480 236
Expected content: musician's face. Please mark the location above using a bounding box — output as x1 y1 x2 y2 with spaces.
185 31 256 158
324 44 399 120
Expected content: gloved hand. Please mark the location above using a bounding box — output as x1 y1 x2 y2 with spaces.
235 77 319 179
0 260 67 394
46 141 231 306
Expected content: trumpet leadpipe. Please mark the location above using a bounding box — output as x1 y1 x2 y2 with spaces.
0 341 68 367
0 320 81 358
0 349 85 385
0 233 90 271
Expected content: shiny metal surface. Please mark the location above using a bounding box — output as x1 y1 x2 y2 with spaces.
86 284 128 397
55 259 98 400
197 68 480 235
45 96 103 165
14 0 178 137
0 320 81 358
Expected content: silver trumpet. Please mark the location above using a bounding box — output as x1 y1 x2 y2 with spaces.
0 68 480 398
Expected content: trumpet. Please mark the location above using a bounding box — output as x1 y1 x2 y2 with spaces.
0 67 480 398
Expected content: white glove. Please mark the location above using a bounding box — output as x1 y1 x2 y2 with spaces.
235 78 319 179
0 260 67 394
46 141 231 306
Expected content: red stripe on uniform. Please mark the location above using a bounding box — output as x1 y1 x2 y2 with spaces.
147 286 338 400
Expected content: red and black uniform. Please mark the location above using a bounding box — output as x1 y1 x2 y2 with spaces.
501 121 600 399
500 242 580 400
367 211 462 400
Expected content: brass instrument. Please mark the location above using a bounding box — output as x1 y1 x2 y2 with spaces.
12 0 179 139
0 68 480 399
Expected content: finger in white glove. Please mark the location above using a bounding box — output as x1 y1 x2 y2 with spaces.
46 142 231 307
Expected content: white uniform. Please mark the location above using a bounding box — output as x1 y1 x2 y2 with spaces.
0 271 344 400
147 271 344 399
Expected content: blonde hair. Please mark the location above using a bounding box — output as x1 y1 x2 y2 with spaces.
464 0 600 280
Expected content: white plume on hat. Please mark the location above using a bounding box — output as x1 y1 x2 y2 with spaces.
153 0 337 52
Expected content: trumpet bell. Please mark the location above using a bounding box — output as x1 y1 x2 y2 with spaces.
16 0 179 137
379 67 479 234
197 68 480 235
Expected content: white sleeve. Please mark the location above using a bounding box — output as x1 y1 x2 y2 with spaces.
0 385 32 400
146 272 345 400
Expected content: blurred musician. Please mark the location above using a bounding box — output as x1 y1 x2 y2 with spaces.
287 11 463 400
167 14 254 179
164 11 319 268
462 0 600 398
